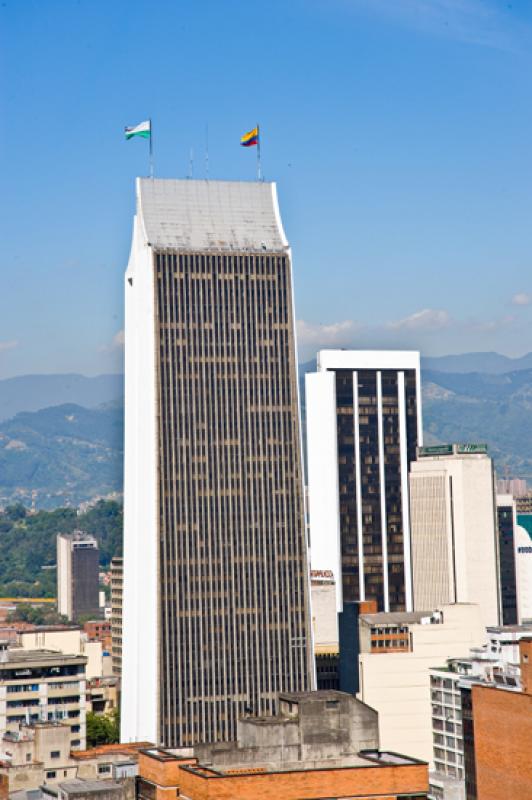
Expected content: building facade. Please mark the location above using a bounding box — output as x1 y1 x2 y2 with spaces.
110 557 122 677
0 650 87 749
357 603 485 764
496 495 518 626
136 692 429 800
306 351 422 615
409 445 500 628
515 514 532 622
57 533 100 623
122 179 313 747
429 624 532 799
462 638 532 799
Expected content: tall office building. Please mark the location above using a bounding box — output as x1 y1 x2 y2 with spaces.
409 444 500 627
122 178 313 747
56 531 99 622
496 494 518 626
306 351 422 614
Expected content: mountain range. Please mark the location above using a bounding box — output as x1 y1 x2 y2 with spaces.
1 352 532 508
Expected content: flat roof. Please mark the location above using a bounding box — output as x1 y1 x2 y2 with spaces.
360 611 432 625
317 350 420 372
0 649 86 665
57 781 122 795
187 749 426 778
279 690 348 702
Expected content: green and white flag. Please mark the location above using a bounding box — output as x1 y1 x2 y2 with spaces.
125 120 151 140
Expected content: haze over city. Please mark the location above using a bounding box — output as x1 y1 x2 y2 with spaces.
3 0 532 378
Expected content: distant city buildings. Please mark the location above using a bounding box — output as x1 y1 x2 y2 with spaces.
110 557 122 678
122 178 313 747
409 444 500 627
57 532 100 623
306 351 422 615
496 477 527 496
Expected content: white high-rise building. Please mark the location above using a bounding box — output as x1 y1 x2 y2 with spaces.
409 444 500 627
306 351 422 614
122 178 313 747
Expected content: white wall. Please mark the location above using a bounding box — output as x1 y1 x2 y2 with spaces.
56 535 71 619
310 580 339 650
305 371 342 610
121 185 159 745
515 524 532 623
358 603 486 764
410 455 500 628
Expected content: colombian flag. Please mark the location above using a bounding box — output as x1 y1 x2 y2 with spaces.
240 126 259 147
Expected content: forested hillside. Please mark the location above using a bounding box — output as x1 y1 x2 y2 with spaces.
0 500 122 597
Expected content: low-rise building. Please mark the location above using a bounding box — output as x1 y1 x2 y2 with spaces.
462 638 532 799
429 624 532 795
0 729 149 796
82 625 111 654
42 778 130 800
357 603 485 764
136 690 429 800
0 723 77 791
85 679 119 717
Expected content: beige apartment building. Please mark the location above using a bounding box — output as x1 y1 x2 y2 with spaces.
0 650 87 750
110 557 123 677
17 626 109 681
409 444 500 628
357 602 485 764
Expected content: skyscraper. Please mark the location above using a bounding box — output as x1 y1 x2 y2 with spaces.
409 444 500 627
497 494 518 626
57 531 99 622
306 351 422 614
122 178 313 747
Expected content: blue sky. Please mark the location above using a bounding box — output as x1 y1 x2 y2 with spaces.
2 0 532 376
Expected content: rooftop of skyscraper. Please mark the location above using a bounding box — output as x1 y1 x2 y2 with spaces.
136 177 288 252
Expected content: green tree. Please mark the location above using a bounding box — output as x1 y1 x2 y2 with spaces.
86 709 120 748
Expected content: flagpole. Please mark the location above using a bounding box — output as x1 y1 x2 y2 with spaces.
149 118 154 179
256 123 261 181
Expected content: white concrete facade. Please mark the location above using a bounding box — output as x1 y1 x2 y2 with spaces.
56 535 71 619
410 450 500 628
121 190 159 744
357 603 485 764
515 521 532 622
310 571 339 652
306 350 422 613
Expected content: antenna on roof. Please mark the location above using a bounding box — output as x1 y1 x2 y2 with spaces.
188 148 194 179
